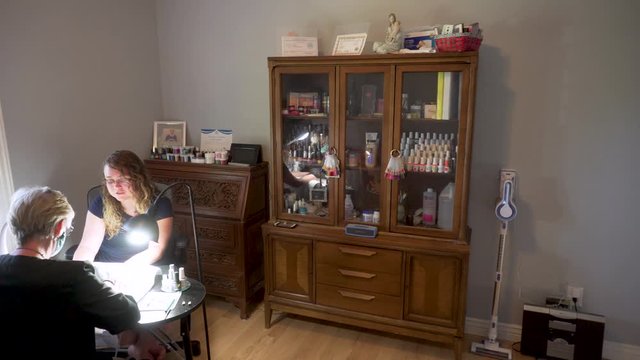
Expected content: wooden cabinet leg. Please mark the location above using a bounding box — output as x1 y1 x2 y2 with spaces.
240 300 248 319
264 301 272 328
453 337 463 360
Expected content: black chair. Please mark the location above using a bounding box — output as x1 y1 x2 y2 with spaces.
65 184 187 265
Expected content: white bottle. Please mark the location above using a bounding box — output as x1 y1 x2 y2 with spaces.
422 188 437 226
438 182 455 230
397 191 407 223
344 194 354 220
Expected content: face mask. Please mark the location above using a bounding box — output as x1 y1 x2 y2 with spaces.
51 232 66 257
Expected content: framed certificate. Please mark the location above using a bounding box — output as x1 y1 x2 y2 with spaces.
281 36 318 56
200 129 232 152
332 33 367 56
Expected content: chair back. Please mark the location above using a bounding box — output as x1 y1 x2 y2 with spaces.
153 182 188 266
87 184 102 209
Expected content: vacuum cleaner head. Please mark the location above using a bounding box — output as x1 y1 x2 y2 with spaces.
471 339 512 359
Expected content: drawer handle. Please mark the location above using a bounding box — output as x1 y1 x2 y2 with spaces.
338 290 375 301
338 247 377 257
338 269 376 279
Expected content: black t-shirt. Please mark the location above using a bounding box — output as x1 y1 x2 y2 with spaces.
0 255 140 358
89 195 172 262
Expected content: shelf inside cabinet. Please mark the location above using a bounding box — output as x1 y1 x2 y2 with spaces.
344 218 381 226
345 165 381 171
403 171 455 179
347 115 384 121
401 117 459 124
283 114 328 120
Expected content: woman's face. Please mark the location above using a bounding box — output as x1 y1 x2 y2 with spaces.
104 165 134 203
389 14 395 23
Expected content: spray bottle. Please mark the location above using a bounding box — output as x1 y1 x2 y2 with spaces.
422 188 437 226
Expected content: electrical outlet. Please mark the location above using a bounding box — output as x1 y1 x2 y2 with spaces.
567 285 584 308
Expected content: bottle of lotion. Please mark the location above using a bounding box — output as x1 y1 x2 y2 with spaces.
422 188 437 226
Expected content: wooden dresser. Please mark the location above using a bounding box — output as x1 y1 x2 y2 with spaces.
145 160 269 319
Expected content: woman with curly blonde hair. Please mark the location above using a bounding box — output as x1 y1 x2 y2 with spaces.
74 150 173 264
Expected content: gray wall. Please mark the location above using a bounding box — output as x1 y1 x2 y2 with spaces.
1 0 638 347
156 0 640 346
0 0 162 253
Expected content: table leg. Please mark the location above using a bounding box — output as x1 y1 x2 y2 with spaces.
181 315 193 360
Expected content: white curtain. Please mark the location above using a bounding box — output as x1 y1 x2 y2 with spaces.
0 99 14 224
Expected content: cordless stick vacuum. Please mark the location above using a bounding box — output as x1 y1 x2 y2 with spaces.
471 170 517 359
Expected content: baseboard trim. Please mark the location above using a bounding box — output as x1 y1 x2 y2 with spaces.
602 341 640 360
465 316 521 342
465 317 640 360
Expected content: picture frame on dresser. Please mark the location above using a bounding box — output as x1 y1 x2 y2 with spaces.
230 143 262 165
153 121 186 149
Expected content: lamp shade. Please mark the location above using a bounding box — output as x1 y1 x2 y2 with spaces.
122 213 159 246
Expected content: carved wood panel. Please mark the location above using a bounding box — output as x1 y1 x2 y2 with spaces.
186 248 237 268
174 214 237 250
201 273 239 295
152 175 242 215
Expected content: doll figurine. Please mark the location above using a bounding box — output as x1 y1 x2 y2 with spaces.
373 13 403 54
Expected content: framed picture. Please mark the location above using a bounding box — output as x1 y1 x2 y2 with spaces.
332 33 367 55
153 121 186 149
281 36 318 56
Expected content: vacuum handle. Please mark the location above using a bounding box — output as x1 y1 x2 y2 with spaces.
495 180 517 222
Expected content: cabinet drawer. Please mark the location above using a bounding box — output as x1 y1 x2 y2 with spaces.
176 215 237 251
194 270 242 297
316 263 401 296
316 283 401 319
186 248 238 268
316 242 402 274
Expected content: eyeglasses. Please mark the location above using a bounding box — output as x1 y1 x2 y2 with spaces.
104 178 131 187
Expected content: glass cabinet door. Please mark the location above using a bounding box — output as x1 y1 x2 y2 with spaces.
274 67 336 225
339 66 391 227
391 66 468 237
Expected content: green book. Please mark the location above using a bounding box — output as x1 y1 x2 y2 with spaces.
436 72 444 119
442 72 460 120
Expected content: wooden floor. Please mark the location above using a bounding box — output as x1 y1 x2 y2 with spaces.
169 296 534 360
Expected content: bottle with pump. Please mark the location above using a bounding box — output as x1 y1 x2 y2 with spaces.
437 182 455 230
344 194 354 220
422 188 437 226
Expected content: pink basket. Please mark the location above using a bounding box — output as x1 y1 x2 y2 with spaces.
435 33 482 52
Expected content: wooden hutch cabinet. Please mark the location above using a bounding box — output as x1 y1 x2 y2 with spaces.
145 160 269 319
262 52 478 359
